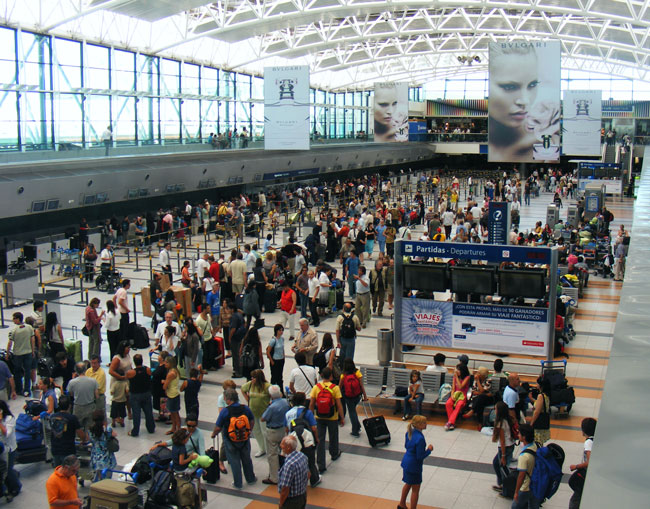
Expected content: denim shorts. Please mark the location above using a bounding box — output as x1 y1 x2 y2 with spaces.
166 396 180 413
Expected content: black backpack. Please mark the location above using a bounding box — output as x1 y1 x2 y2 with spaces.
289 407 314 448
313 349 329 372
148 469 177 505
240 343 257 369
131 453 153 484
340 313 356 339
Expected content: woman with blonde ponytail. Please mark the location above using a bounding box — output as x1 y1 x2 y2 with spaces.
398 415 433 509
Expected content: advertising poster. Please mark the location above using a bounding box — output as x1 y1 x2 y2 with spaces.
264 65 310 150
563 90 602 156
488 40 561 162
408 120 428 141
374 82 409 143
401 299 549 356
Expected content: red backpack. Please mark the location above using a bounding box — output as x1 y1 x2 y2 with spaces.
342 374 361 398
315 383 336 418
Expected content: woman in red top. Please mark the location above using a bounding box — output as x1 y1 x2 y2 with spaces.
85 298 105 360
279 279 297 340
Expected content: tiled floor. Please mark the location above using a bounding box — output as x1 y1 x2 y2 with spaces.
0 187 630 508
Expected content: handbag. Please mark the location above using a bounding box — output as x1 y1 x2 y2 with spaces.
106 435 120 453
569 467 587 491
394 386 408 397
81 325 89 337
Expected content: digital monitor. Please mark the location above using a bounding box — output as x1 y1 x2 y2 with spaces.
127 189 138 199
450 266 496 295
84 194 96 205
139 188 149 197
95 193 107 203
166 185 175 193
47 199 59 210
498 269 547 299
31 201 46 212
175 184 185 192
404 264 448 292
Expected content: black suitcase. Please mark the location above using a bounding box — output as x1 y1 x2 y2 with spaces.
361 401 390 447
264 288 278 313
235 293 244 311
501 466 517 498
204 437 220 484
336 289 344 310
15 444 47 464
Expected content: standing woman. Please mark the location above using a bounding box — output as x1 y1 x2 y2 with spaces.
491 401 516 492
162 356 181 434
339 358 368 437
219 298 233 359
85 298 105 360
89 410 117 481
444 363 471 431
529 376 552 445
0 400 21 501
253 258 268 310
266 324 286 392
109 340 133 426
365 222 376 261
241 369 271 458
182 317 203 373
104 300 121 362
398 415 433 509
45 311 65 356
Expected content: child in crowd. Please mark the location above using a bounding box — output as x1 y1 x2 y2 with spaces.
180 367 204 419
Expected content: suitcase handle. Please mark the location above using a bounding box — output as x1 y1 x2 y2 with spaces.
360 399 374 419
100 468 139 483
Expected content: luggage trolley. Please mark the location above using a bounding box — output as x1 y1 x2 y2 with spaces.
540 360 575 416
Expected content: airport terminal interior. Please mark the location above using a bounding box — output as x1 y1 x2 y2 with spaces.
0 1 648 508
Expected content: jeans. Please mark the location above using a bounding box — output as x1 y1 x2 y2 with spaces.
13 353 33 394
299 293 309 319
5 449 21 495
223 438 256 488
339 337 356 362
404 393 424 417
308 298 320 327
493 445 515 485
302 446 320 485
347 276 356 298
511 490 540 509
88 327 101 360
130 391 156 435
343 395 361 435
316 419 339 471
230 338 242 377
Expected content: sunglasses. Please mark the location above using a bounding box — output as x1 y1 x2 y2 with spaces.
187 423 197 428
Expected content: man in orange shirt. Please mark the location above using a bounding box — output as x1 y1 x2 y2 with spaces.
46 455 82 508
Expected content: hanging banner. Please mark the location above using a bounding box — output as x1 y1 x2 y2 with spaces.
488 40 561 162
264 66 310 150
563 90 602 156
374 82 409 143
401 299 549 356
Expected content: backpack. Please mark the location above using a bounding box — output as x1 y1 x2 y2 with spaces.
288 407 314 449
148 445 173 467
240 343 257 369
149 470 177 505
342 373 362 398
25 400 47 417
340 313 356 339
438 383 452 403
176 476 198 509
227 405 252 443
315 383 336 418
525 444 564 502
50 414 68 439
312 350 328 372
130 453 152 484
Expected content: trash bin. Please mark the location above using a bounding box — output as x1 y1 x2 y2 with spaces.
377 328 393 366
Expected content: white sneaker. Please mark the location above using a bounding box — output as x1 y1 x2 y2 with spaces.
255 451 266 458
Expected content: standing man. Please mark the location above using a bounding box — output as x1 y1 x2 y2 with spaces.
66 362 99 430
228 302 247 378
49 396 88 467
279 280 298 341
369 260 387 317
344 250 360 299
503 373 522 426
285 391 320 488
0 354 16 401
291 319 318 366
46 455 83 509
159 243 173 282
613 238 626 281
101 125 112 156
309 367 344 474
7 312 35 397
230 252 247 295
384 224 396 257
277 435 310 509
113 280 131 344
196 253 210 280
211 388 257 489
386 257 395 310
295 267 310 320
307 270 321 327
335 303 361 362
354 266 371 328
512 424 539 509
261 385 290 486
85 355 106 413
126 353 156 437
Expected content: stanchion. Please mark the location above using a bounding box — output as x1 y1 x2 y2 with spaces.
183 241 187 260
72 266 77 289
0 295 6 328
38 260 43 286
85 289 89 306
204 233 208 252
135 248 141 272
132 295 138 325
273 226 276 244
149 256 153 275
44 299 48 316
126 243 131 263
78 274 85 303
176 251 181 273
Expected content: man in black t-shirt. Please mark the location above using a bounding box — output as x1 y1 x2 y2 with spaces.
228 303 247 378
49 396 88 467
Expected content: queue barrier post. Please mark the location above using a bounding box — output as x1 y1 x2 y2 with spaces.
0 294 6 328
132 294 138 325
135 248 141 272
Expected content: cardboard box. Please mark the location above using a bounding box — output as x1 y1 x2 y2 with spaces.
160 273 171 292
141 286 153 318
170 285 191 318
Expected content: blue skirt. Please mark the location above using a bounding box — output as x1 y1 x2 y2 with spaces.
402 469 422 485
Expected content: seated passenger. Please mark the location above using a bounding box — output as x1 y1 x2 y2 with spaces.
425 353 447 373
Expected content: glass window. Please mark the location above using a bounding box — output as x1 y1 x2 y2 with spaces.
53 38 81 91
181 99 201 142
85 44 109 89
54 93 83 143
0 28 15 84
113 96 136 145
137 96 159 144
160 59 180 94
0 91 18 149
182 63 200 94
113 50 135 90
202 67 218 96
21 92 52 149
136 55 158 94
85 95 111 146
160 98 181 142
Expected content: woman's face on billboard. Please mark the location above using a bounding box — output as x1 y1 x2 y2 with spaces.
490 53 539 129
375 86 399 126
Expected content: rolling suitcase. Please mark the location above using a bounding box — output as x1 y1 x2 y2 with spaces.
336 288 344 310
214 336 225 368
90 478 139 509
264 288 278 313
15 444 47 464
65 326 82 362
204 437 221 484
361 400 390 447
128 322 151 349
